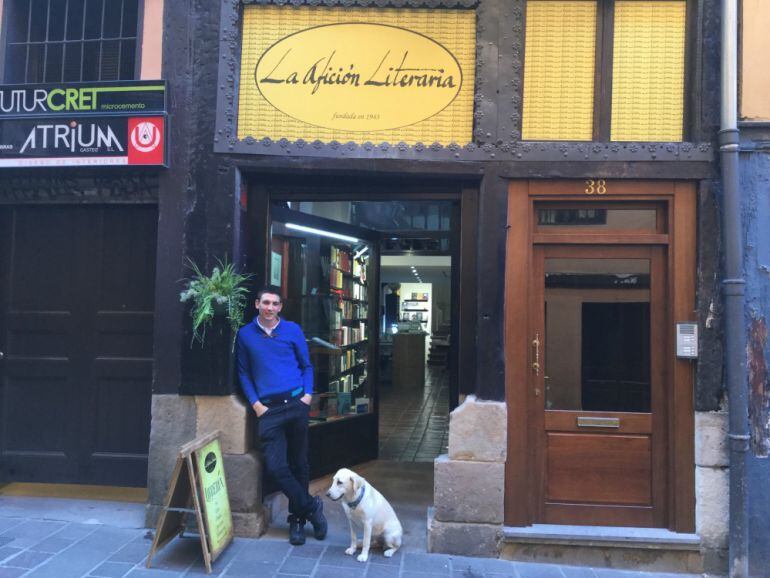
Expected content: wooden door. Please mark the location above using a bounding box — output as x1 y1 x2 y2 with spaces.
530 244 667 527
0 205 156 486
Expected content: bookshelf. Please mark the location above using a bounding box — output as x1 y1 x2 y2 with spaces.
308 241 371 423
398 284 432 362
399 287 432 330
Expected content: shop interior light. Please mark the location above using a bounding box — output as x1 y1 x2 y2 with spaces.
354 246 369 259
285 223 359 243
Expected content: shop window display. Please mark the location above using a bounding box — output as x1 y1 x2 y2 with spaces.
270 223 372 424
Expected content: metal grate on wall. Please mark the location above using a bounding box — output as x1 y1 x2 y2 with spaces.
611 0 686 141
3 0 140 83
522 0 597 141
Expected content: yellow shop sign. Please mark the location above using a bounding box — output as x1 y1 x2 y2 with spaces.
254 23 464 132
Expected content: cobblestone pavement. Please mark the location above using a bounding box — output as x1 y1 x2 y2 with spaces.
0 511 706 578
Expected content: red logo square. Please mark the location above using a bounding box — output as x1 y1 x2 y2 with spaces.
128 117 165 165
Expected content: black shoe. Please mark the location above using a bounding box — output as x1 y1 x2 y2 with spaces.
288 514 305 546
305 496 328 540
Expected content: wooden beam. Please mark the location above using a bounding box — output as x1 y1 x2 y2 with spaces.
504 180 531 526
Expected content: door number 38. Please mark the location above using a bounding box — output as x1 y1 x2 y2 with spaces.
584 179 608 195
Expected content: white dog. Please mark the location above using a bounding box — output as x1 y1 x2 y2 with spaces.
326 468 403 562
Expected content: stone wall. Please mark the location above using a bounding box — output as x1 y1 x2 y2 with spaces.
145 394 266 538
427 397 729 571
428 395 506 557
145 394 197 528
694 411 729 573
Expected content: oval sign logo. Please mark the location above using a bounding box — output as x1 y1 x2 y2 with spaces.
204 451 217 474
255 23 463 133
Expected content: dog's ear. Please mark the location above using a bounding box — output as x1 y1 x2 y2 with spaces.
352 473 364 493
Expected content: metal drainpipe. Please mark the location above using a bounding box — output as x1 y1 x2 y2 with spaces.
720 0 749 576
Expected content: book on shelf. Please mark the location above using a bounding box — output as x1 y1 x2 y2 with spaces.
331 246 351 273
332 349 362 374
355 397 370 414
353 259 366 282
333 324 366 346
341 300 368 319
338 392 352 414
330 268 344 289
336 374 353 393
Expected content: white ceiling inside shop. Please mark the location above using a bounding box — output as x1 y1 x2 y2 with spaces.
380 255 451 284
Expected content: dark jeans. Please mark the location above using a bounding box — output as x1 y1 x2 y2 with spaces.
258 397 314 517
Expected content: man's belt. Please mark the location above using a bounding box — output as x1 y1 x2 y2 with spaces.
261 386 304 407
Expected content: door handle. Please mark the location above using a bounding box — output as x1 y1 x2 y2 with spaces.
531 333 540 376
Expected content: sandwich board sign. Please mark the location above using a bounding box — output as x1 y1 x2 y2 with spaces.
146 431 233 573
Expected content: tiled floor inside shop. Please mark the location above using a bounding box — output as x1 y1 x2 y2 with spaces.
378 367 449 461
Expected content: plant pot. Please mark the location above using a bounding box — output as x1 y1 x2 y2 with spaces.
181 314 235 395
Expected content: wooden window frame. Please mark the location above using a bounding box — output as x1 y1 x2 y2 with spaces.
533 200 669 239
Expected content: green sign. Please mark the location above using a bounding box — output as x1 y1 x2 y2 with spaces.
196 438 233 557
147 432 233 574
0 80 166 118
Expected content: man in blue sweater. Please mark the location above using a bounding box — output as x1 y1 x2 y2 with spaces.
236 286 327 546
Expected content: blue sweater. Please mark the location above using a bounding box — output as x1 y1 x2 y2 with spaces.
236 318 314 406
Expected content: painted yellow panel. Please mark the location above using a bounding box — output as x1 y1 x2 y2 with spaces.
238 6 476 145
522 1 597 141
741 0 770 120
611 1 686 141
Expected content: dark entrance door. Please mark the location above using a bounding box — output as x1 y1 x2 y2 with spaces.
0 205 157 486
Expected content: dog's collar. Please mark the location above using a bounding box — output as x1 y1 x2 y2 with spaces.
346 484 366 509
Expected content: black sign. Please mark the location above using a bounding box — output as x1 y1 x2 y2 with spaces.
0 80 166 118
0 115 166 167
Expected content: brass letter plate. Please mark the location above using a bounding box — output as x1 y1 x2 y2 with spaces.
576 416 620 428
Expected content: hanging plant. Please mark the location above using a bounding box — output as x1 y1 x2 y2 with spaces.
179 258 252 349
